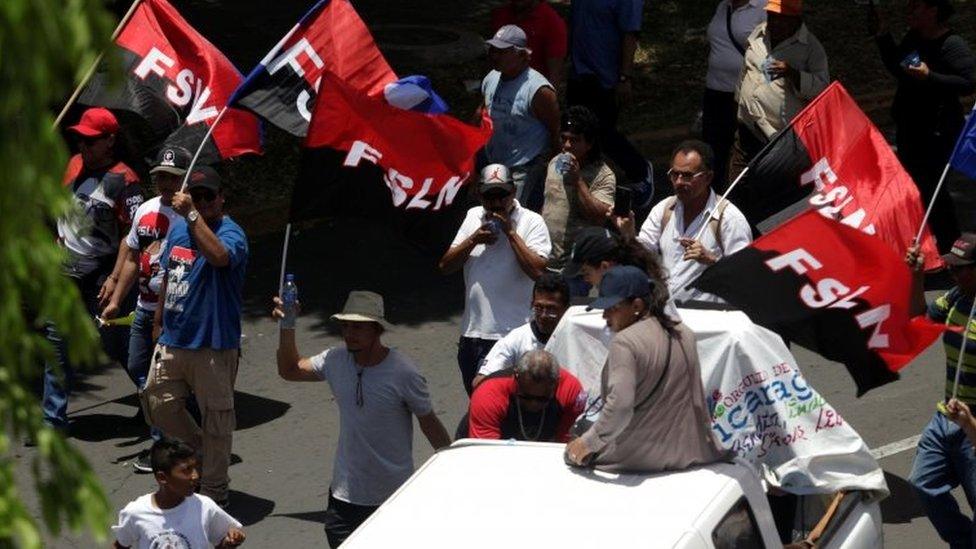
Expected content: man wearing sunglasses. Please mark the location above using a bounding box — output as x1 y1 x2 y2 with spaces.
145 166 248 509
469 349 584 443
41 107 144 434
632 140 751 304
272 290 451 548
471 272 570 389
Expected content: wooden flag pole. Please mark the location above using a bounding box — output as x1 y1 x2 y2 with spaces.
53 0 143 129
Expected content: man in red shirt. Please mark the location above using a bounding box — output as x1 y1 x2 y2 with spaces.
469 349 584 442
491 0 568 88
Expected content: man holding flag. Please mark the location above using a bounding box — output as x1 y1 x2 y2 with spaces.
907 235 976 547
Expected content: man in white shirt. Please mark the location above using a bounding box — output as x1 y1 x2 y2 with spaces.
471 272 570 388
274 290 451 548
439 164 552 394
635 140 752 303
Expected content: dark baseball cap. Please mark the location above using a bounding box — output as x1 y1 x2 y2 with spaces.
150 146 193 176
943 233 976 267
564 227 619 277
587 265 653 311
186 166 221 192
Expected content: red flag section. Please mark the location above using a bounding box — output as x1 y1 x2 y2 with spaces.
301 70 492 212
232 0 398 136
692 211 944 395
79 0 261 160
790 82 943 271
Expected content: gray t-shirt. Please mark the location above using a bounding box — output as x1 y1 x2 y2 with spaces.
310 347 433 506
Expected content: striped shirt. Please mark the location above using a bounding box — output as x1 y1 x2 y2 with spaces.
928 288 976 404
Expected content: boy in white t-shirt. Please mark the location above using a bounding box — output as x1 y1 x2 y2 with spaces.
112 437 245 549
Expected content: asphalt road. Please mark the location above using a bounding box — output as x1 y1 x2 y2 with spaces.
13 219 959 547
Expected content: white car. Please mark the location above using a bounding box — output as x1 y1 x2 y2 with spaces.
342 440 883 549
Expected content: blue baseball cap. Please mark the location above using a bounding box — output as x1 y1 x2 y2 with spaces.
587 265 653 311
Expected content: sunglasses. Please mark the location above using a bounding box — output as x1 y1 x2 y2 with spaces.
189 189 217 203
79 134 108 146
356 369 365 407
516 393 551 404
667 169 707 182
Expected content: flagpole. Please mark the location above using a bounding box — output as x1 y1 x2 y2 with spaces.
278 223 293 294
951 298 976 400
690 166 750 244
53 0 144 129
179 105 230 191
913 99 976 247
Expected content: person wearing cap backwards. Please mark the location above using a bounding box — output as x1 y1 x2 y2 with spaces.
439 163 552 395
905 235 976 547
632 140 751 304
144 166 247 508
273 290 451 548
729 0 829 182
564 265 725 472
869 0 975 254
101 146 191 472
41 107 144 433
479 24 560 212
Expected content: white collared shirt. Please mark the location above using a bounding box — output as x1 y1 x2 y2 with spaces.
636 190 752 303
706 0 767 93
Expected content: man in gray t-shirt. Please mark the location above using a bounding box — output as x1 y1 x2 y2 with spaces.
274 290 451 548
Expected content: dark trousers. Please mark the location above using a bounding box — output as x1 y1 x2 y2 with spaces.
457 336 497 396
42 268 132 428
324 490 379 548
898 133 961 253
701 88 738 193
567 75 652 206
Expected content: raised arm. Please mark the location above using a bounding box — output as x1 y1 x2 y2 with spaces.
273 296 322 382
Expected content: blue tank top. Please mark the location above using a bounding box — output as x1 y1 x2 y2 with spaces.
482 67 553 167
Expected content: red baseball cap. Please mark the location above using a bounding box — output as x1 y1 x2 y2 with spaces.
68 107 120 137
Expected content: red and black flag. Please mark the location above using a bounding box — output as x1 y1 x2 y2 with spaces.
292 70 491 247
730 82 943 271
75 0 261 163
691 211 943 395
229 0 397 137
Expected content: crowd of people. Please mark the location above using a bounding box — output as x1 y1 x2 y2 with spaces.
36 0 976 547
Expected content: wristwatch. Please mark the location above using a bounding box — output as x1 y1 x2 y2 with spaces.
187 210 199 224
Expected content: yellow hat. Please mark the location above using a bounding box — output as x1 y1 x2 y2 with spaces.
766 0 802 16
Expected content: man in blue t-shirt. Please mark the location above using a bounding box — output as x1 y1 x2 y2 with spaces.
145 166 248 508
567 0 653 209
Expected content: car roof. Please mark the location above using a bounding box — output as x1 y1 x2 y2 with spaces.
342 440 746 549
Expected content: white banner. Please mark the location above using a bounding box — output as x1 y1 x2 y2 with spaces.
546 306 888 497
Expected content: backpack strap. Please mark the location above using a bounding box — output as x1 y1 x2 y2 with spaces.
660 196 678 234
709 199 730 255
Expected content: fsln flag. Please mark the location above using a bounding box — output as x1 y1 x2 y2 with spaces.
729 82 943 271
292 70 491 223
950 109 976 180
691 211 944 395
75 0 261 163
230 0 397 137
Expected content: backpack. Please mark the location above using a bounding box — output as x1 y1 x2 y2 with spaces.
659 196 728 255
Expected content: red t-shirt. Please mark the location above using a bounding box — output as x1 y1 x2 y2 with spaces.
469 368 584 442
491 2 568 80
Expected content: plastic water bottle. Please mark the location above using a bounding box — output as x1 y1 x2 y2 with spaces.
555 152 573 175
281 274 298 330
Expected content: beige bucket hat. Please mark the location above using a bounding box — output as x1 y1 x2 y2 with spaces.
330 290 393 330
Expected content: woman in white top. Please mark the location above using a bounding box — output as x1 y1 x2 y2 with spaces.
702 0 766 190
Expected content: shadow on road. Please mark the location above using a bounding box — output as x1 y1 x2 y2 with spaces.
235 391 291 431
273 510 328 525
881 471 926 524
228 489 276 526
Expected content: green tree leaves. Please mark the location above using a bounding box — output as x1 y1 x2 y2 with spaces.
0 0 118 546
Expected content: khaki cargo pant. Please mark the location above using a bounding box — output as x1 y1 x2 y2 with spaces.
144 345 238 501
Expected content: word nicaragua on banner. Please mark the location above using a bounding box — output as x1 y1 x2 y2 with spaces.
709 361 845 459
